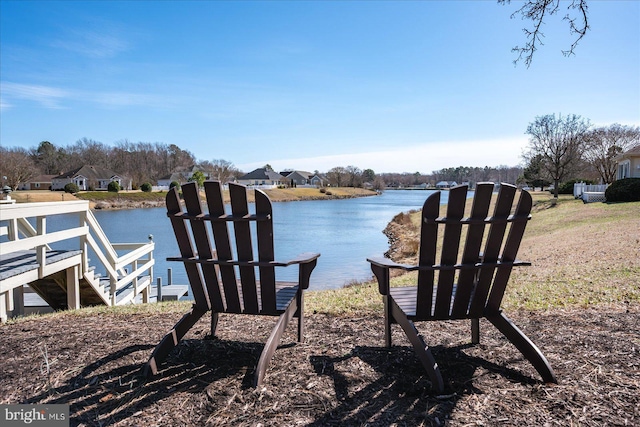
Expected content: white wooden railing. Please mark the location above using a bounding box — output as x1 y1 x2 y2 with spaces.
0 200 155 309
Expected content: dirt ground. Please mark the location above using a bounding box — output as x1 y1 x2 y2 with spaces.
0 303 638 426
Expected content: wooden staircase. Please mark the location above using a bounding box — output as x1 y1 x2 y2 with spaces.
1 200 156 322
27 270 153 311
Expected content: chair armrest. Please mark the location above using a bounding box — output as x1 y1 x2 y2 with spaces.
291 253 320 290
282 252 321 266
367 256 417 295
168 252 320 267
168 252 320 290
367 256 415 271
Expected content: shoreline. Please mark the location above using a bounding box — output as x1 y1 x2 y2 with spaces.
8 187 378 210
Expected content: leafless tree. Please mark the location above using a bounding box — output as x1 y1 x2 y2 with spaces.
345 165 363 187
499 0 589 67
326 166 348 187
524 113 591 197
209 159 240 183
583 124 640 184
0 147 39 190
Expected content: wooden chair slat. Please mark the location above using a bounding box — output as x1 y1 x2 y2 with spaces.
415 191 439 317
255 189 277 313
229 183 259 313
203 181 240 313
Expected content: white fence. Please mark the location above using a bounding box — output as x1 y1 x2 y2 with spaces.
573 183 609 199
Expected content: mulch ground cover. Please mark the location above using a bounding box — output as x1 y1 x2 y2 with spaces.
1 303 638 426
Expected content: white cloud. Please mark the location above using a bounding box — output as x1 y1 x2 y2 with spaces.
1 81 173 110
1 82 69 109
51 29 129 59
238 137 529 174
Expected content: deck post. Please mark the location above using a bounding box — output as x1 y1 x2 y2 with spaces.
12 286 24 317
0 292 7 323
66 265 80 310
157 277 162 302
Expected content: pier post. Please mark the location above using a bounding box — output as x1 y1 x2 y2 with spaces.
157 277 162 302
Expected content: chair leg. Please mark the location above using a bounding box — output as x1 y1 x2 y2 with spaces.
471 318 480 344
253 298 298 387
390 298 445 393
211 312 219 337
144 306 207 377
383 295 392 347
297 290 305 343
486 311 557 384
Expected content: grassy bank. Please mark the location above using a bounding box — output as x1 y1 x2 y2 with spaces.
9 186 376 206
310 192 640 314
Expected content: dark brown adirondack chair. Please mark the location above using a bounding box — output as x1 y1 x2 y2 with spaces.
368 183 557 393
144 181 320 387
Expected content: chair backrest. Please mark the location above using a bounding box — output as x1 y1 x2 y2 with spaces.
415 182 532 320
166 181 280 315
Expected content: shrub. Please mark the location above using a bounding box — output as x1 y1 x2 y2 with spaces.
107 181 121 193
140 182 152 192
319 188 327 194
605 178 640 202
169 181 180 190
64 183 79 194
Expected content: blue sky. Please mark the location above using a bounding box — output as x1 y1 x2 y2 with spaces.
1 1 638 174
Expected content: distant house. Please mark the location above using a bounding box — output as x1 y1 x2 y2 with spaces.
17 175 56 190
282 170 314 186
615 145 640 179
157 165 212 187
51 165 131 191
237 168 287 187
436 181 458 189
156 173 181 188
309 173 327 187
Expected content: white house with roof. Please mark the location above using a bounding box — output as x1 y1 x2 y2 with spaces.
282 170 313 186
237 168 287 188
616 145 640 179
157 166 212 187
436 181 458 189
51 165 131 191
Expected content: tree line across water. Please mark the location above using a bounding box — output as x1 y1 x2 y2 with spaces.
0 117 637 193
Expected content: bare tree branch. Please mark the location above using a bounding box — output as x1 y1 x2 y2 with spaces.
499 0 589 67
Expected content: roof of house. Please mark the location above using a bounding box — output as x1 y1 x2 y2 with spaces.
53 165 125 180
239 168 286 181
284 170 313 179
29 174 56 182
625 145 640 156
615 145 640 161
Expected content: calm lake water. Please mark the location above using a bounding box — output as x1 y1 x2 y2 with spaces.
45 190 453 291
